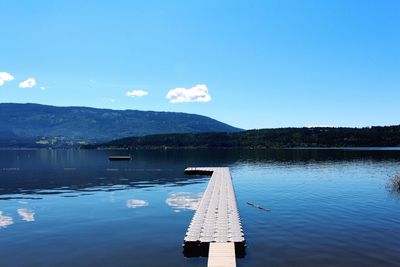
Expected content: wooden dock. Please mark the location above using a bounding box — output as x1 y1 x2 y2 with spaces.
183 167 245 266
208 243 236 267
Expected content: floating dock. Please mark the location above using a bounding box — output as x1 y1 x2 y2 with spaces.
108 156 132 161
183 167 245 266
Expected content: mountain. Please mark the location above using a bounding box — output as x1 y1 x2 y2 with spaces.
0 103 242 146
87 126 400 149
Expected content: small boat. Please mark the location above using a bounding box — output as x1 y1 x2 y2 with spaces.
108 156 132 161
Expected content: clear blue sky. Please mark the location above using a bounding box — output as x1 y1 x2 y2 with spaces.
1 0 399 129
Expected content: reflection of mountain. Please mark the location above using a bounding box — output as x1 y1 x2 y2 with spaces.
1 148 400 197
0 149 212 196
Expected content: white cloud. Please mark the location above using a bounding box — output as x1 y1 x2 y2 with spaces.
0 211 13 228
0 72 14 86
40 86 46 91
166 84 211 103
166 192 203 212
17 208 35 222
126 90 148 97
102 97 116 103
126 199 149 208
19 78 36 88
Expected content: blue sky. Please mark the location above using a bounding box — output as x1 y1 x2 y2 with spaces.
0 0 399 129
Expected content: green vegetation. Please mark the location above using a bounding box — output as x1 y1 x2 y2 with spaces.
85 125 400 149
0 103 241 146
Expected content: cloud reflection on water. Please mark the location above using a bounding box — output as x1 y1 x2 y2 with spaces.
0 211 13 228
126 199 149 208
166 192 202 212
18 208 35 222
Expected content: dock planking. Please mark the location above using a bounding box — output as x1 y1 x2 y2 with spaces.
208 243 236 267
183 167 245 265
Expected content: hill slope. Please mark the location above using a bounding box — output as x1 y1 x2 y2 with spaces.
88 126 400 149
0 103 242 144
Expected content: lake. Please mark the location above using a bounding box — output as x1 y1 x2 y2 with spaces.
0 148 400 266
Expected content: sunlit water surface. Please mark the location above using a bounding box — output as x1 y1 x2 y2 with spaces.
0 149 399 266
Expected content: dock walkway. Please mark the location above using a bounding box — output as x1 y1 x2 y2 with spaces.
183 167 245 267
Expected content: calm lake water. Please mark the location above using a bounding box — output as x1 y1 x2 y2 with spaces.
1 148 400 266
